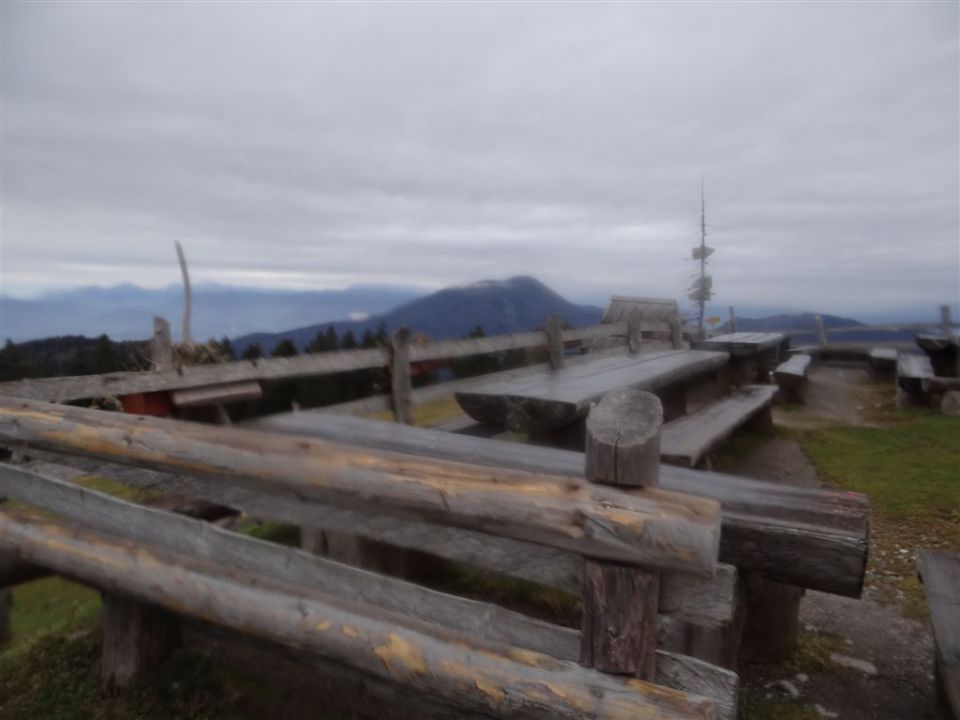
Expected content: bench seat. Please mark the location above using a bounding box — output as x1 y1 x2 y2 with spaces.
774 355 812 403
897 354 935 396
916 551 960 718
660 385 779 468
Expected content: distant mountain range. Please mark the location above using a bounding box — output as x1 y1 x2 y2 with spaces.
0 283 422 343
234 276 605 355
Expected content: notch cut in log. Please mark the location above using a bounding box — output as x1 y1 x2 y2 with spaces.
581 389 666 681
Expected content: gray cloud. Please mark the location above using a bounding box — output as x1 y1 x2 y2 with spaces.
2 1 957 317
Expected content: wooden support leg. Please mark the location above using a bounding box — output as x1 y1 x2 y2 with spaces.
739 575 804 663
657 575 747 670
301 527 427 581
0 588 11 643
657 386 687 422
746 404 775 435
101 593 179 690
581 389 663 680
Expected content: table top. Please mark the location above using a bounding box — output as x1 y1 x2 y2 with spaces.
693 332 785 354
455 349 729 428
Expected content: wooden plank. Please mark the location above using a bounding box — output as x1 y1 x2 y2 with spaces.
2 509 719 720
694 333 784 356
170 381 262 408
244 411 868 596
661 386 778 468
6 460 738 629
917 551 960 665
774 355 811 404
456 350 729 429
0 397 722 575
0 348 391 403
546 315 565 371
774 355 811 379
581 390 665 680
897 354 935 395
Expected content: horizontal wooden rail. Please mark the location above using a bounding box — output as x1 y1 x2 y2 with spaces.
0 397 721 574
0 464 737 717
1 508 717 720
241 412 869 596
0 321 631 404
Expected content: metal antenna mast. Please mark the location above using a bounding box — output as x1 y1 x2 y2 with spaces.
688 177 714 339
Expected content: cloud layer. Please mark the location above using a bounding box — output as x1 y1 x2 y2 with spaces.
2 2 957 316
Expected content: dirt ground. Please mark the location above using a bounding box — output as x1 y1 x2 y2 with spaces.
727 364 947 720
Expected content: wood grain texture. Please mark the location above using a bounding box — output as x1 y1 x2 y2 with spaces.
8 455 741 631
581 560 660 678
692 333 785 356
170 382 262 408
456 350 729 430
660 386 778 468
101 593 179 690
917 550 960 718
585 390 663 488
739 575 803 663
0 398 722 574
18 422 868 599
2 509 719 720
774 356 811 404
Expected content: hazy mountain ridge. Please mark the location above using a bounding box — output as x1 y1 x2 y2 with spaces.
1 283 423 343
233 276 605 354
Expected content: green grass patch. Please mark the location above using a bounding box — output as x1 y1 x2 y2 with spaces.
774 632 842 676
233 519 301 547
1 577 101 658
738 691 820 720
368 395 467 427
803 412 960 522
73 475 158 504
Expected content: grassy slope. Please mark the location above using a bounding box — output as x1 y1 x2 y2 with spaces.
802 408 960 618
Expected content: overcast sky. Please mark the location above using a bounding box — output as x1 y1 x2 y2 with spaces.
2 1 957 316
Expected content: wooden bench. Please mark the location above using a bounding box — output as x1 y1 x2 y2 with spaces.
868 347 899 379
1 394 733 720
455 349 729 430
897 353 935 403
774 354 812 403
660 385 779 469
916 551 960 718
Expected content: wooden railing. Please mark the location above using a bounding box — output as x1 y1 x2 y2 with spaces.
0 312 686 423
1 390 736 719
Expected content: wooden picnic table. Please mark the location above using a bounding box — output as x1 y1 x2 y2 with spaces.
455 349 729 431
693 332 785 384
916 333 958 378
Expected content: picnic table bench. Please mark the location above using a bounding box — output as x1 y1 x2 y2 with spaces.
660 385 779 468
692 332 785 385
916 333 959 378
897 353 936 402
774 354 812 403
455 349 729 430
916 551 960 718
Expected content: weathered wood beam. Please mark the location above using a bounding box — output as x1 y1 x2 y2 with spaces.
581 390 665 681
101 593 180 690
5 460 738 630
0 398 722 574
545 315 565 371
15 427 868 599
2 509 719 720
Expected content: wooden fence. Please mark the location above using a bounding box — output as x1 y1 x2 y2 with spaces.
1 389 739 719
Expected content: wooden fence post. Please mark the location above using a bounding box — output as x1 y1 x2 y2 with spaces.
728 307 737 334
546 315 565 371
627 309 642 355
581 389 662 679
391 327 413 425
814 314 827 346
151 317 174 372
101 593 179 690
